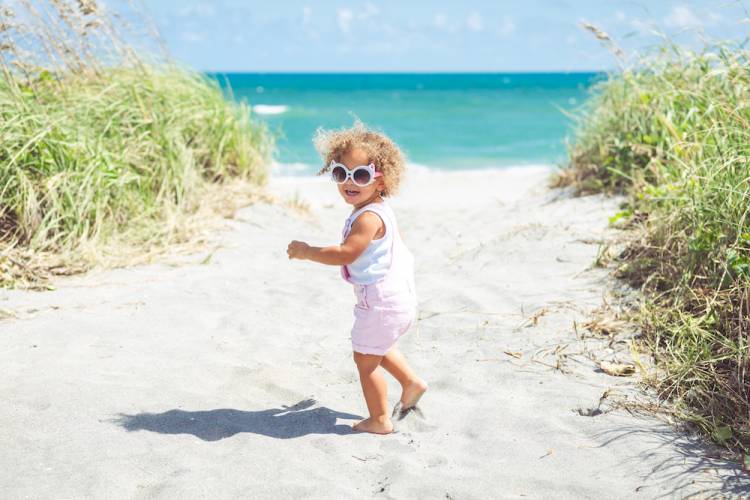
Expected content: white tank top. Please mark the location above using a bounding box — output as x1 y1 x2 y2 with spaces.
341 202 395 285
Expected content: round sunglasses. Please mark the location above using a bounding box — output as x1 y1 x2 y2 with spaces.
329 161 382 187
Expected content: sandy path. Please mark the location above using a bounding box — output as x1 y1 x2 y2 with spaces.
1 168 746 499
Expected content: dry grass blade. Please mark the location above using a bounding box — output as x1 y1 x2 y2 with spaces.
582 312 628 337
579 21 625 60
517 307 550 328
557 35 750 454
599 360 635 377
531 343 572 374
0 1 273 288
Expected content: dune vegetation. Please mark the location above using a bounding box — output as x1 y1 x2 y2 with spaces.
0 1 271 288
557 36 750 454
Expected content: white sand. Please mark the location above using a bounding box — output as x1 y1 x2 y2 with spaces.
1 168 746 499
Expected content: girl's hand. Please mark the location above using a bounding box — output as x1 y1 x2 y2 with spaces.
287 240 310 260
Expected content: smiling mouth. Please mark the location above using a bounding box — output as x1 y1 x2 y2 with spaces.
344 189 360 197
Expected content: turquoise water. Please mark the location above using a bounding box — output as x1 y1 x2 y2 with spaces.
213 73 602 175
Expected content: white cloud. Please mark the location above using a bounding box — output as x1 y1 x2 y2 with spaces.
628 17 654 32
433 13 447 29
337 4 380 35
360 2 379 20
337 8 353 33
497 15 515 37
664 6 702 29
177 3 215 18
433 12 459 34
466 11 483 32
300 6 320 39
302 6 312 25
615 11 626 22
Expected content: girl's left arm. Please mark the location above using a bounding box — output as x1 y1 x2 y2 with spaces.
287 212 382 265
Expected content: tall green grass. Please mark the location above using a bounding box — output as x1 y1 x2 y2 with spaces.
0 2 272 287
557 42 750 452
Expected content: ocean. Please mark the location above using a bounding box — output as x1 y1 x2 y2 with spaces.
213 73 603 175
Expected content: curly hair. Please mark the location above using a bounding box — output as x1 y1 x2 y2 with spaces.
313 121 406 197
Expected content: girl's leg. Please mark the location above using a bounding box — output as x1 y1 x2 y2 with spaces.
352 352 393 434
381 347 428 409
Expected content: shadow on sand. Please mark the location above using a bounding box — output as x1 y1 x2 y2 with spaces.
115 398 363 441
590 423 750 498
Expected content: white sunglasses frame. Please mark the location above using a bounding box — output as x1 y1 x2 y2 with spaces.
328 161 382 187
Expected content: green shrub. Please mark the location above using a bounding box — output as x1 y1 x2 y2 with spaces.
1 67 270 250
559 43 750 452
0 2 272 286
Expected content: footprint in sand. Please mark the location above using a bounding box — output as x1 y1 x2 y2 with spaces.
391 402 437 432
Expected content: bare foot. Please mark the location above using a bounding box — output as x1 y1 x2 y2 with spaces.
352 417 393 435
400 378 428 409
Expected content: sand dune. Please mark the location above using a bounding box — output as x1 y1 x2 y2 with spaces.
1 168 746 499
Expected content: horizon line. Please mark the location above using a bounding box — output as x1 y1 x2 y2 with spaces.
201 69 610 75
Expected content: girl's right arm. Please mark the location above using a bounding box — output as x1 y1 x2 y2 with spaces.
287 212 383 265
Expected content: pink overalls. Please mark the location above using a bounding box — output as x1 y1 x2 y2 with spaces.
341 202 417 355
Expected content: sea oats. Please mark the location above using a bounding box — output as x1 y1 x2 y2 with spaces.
0 1 271 287
579 21 625 59
560 39 750 453
77 0 98 16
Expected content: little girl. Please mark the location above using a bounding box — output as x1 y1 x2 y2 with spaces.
287 123 427 435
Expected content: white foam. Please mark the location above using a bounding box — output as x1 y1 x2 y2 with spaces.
269 161 554 179
252 104 288 115
270 161 317 176
407 162 553 177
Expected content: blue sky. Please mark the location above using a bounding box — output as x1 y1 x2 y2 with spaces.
141 1 749 72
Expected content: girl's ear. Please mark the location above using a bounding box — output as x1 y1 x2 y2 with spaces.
376 178 386 195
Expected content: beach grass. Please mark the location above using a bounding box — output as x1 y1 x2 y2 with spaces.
555 41 750 453
0 2 272 287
